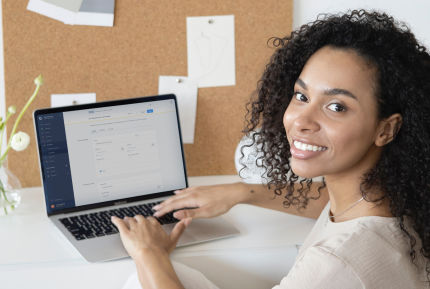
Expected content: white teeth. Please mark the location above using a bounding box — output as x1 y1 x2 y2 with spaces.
301 143 307 150
293 140 326 152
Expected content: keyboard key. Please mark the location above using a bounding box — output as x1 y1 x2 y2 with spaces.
60 201 179 241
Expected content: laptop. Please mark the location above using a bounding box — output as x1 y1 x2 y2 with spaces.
33 94 240 262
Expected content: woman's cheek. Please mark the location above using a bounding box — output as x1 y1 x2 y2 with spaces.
283 105 295 132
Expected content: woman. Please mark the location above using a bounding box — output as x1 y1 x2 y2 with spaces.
112 10 430 288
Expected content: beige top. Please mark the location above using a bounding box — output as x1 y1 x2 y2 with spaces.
272 202 427 289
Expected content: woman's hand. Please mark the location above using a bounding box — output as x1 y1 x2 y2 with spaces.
152 183 247 220
111 216 190 289
111 215 192 260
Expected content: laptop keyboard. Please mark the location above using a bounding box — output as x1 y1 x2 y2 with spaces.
59 202 178 241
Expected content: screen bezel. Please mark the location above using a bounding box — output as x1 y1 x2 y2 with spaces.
33 94 189 216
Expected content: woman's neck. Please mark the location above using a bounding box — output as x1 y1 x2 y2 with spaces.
325 173 393 222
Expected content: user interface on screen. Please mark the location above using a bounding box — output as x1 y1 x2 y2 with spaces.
35 98 186 214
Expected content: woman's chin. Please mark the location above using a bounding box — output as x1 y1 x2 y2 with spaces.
291 167 322 179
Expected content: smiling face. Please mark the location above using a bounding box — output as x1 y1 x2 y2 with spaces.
284 46 384 179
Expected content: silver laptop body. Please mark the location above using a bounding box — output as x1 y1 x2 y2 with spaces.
33 94 239 262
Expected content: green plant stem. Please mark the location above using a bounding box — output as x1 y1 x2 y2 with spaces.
1 188 12 205
0 81 41 166
0 181 13 215
0 111 14 153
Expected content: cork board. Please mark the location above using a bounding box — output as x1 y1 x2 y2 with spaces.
2 0 292 187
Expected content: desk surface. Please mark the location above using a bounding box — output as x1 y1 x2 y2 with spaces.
0 175 316 289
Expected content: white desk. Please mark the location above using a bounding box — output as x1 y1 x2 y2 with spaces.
0 175 315 289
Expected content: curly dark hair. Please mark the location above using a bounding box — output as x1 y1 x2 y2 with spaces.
241 9 430 283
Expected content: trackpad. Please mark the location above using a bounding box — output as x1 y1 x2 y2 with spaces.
164 217 240 247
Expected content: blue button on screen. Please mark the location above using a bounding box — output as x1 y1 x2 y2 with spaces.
147 109 153 113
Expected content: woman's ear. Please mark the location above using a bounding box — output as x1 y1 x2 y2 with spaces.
375 113 403 147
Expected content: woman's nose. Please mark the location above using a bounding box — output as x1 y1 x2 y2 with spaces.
293 110 320 133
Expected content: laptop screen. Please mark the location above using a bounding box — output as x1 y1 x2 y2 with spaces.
34 95 187 215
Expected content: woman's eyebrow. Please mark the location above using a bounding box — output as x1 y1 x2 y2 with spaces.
296 78 358 100
295 78 308 90
323 88 358 100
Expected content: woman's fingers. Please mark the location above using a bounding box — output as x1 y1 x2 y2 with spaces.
173 207 209 219
151 194 184 211
124 216 138 229
169 218 192 251
173 189 187 194
152 183 239 220
134 214 145 223
111 216 129 233
155 191 193 209
153 197 199 218
155 186 206 209
112 213 193 257
146 216 161 226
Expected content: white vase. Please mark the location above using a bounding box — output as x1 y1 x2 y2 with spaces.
0 159 22 216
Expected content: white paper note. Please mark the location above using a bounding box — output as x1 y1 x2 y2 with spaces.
27 0 115 26
187 15 236 88
75 0 115 27
51 93 96 107
158 76 198 144
27 0 78 24
42 0 83 12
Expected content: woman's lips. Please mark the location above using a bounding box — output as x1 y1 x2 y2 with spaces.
290 139 327 160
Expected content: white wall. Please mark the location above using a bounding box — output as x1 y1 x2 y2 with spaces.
293 0 430 49
1 0 430 118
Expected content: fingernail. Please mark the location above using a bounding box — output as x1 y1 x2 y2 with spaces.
173 211 180 218
152 205 160 210
153 211 160 217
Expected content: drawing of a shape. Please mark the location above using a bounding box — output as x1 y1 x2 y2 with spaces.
187 15 236 88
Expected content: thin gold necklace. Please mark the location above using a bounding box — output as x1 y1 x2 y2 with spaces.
329 197 364 220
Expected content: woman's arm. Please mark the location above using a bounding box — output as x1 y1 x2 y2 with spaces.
153 182 329 220
133 249 184 289
111 215 192 289
241 182 329 219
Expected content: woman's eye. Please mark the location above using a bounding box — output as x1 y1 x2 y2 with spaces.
294 92 308 102
327 103 346 112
